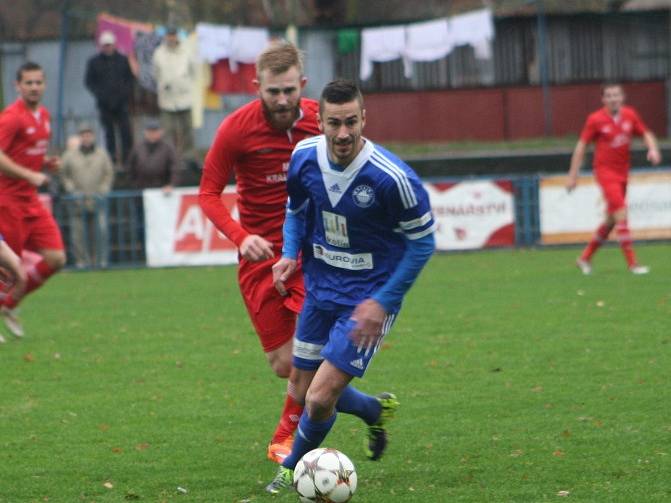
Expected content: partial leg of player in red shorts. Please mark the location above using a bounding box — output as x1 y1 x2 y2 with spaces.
577 179 648 274
238 260 305 463
0 203 66 337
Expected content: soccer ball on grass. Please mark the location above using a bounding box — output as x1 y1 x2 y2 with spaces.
293 447 357 502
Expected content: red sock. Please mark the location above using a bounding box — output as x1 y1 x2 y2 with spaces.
270 383 304 444
615 219 637 267
580 222 613 261
3 260 55 309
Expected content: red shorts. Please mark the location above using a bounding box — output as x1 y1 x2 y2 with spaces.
0 200 64 255
238 257 305 353
598 179 627 213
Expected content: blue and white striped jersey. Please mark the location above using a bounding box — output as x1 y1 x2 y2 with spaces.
287 134 436 307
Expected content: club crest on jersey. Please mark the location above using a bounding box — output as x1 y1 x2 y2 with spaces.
352 185 375 208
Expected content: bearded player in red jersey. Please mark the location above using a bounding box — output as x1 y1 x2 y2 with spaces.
0 62 66 338
199 41 319 463
566 83 661 275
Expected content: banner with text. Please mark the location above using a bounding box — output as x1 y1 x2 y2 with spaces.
426 180 516 250
144 180 517 266
539 170 671 244
144 187 239 267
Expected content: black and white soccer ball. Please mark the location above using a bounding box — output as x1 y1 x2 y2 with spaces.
293 447 358 503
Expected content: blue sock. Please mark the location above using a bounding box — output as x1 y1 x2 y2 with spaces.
282 411 337 469
335 385 382 425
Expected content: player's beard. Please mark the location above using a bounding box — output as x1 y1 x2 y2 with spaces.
263 100 300 130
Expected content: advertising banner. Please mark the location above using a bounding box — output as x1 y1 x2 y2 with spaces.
144 187 239 267
425 180 516 250
540 171 671 244
144 179 518 266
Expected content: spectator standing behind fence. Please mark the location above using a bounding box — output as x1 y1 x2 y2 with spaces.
151 26 196 164
85 30 135 164
127 119 178 193
60 123 114 269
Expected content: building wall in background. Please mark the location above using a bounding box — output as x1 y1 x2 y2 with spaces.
343 12 670 92
1 13 668 150
363 80 667 142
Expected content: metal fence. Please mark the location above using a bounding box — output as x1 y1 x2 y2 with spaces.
53 191 145 269
48 174 552 271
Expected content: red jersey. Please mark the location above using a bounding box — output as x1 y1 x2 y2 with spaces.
199 98 320 249
579 105 648 183
0 98 51 199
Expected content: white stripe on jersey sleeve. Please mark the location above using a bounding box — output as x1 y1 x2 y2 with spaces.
399 211 433 230
370 151 418 209
404 222 437 240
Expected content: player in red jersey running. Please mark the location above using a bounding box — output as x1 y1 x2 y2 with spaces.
0 62 66 338
198 41 319 463
566 83 661 275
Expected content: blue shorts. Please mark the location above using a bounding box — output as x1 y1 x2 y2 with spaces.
292 296 398 378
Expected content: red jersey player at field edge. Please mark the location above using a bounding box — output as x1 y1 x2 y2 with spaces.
0 62 66 338
198 41 319 463
566 83 661 275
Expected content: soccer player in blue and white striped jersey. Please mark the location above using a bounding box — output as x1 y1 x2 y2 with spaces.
266 79 435 494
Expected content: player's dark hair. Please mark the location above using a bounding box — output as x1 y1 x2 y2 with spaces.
16 61 43 82
319 79 364 113
601 81 622 95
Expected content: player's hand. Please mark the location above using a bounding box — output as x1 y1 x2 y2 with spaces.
240 235 275 262
272 257 297 296
647 148 661 165
28 171 48 187
44 155 60 172
565 175 577 193
349 299 386 356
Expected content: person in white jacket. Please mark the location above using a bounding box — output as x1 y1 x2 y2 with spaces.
152 26 196 162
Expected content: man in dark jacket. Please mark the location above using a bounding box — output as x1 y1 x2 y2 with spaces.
127 119 179 193
85 30 134 164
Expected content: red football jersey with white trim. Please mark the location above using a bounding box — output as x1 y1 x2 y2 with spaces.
579 105 648 182
199 98 320 248
0 98 51 198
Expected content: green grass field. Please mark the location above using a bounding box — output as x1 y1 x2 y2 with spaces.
1 244 669 503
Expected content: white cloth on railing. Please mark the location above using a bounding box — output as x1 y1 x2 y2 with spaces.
195 23 232 63
229 27 269 71
448 8 494 59
360 25 406 80
361 9 494 79
403 18 452 77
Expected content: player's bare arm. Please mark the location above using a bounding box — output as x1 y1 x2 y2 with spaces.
566 140 587 192
349 298 386 354
240 234 275 262
643 131 661 165
0 149 48 186
271 257 297 296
